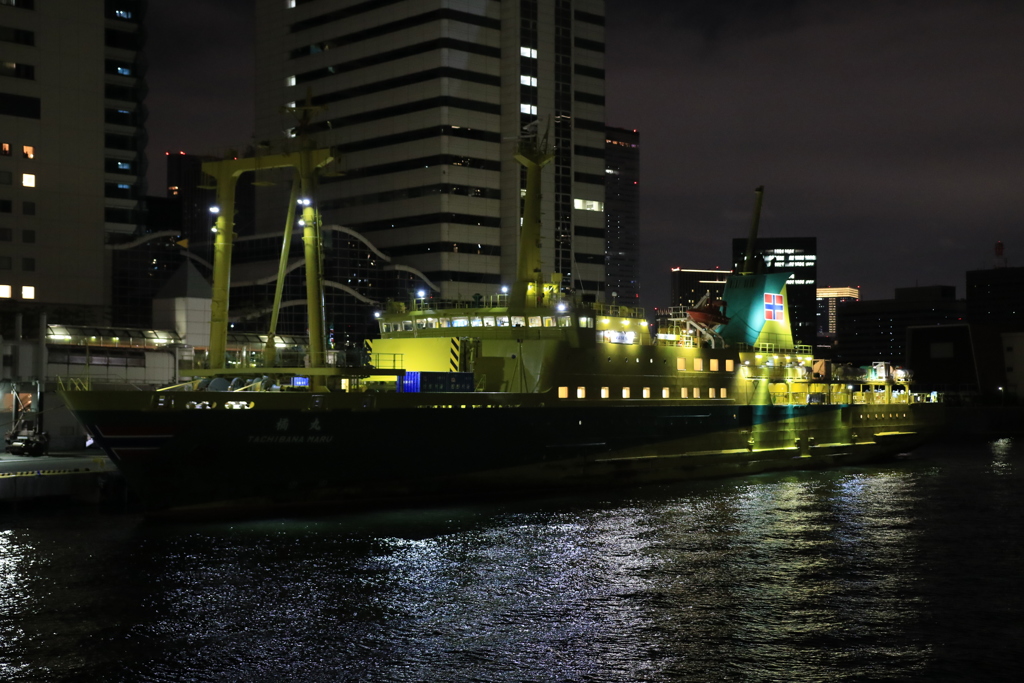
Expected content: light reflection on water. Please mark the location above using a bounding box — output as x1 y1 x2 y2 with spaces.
1 440 1021 682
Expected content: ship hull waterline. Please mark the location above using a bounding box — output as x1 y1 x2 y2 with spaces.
62 389 944 517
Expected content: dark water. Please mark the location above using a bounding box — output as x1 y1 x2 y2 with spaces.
2 440 1022 682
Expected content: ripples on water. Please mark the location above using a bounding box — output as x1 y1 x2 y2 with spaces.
1 440 1021 682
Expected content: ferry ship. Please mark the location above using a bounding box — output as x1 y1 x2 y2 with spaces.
58 125 943 515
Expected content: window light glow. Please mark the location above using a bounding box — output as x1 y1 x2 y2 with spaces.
520 103 537 115
22 145 33 159
520 47 538 58
22 173 35 187
520 75 537 87
0 285 11 298
21 285 34 299
573 198 604 211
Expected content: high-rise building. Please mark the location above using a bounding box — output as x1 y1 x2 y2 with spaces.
669 267 730 308
835 286 965 366
604 126 638 306
0 0 146 317
816 286 859 338
254 0 608 303
732 236 817 345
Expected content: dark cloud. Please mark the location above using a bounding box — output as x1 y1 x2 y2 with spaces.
144 0 254 190
144 1 1024 306
607 0 1024 304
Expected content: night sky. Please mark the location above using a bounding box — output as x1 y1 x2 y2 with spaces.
145 0 1024 309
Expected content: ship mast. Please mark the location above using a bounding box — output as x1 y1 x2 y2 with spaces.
202 109 334 371
512 122 555 308
740 185 765 276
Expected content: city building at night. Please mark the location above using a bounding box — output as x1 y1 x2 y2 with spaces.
604 126 639 307
816 286 860 338
732 236 817 345
254 0 608 303
0 0 147 319
834 285 965 367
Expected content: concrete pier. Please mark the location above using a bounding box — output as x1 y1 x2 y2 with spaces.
0 450 119 505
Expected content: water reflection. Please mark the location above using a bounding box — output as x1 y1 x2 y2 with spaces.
1 440 1021 682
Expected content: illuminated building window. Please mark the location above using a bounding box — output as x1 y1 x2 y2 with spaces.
21 285 34 299
520 103 537 115
601 387 609 398
0 285 10 298
287 0 296 7
520 75 537 87
117 66 131 76
709 388 716 398
680 387 688 398
662 387 670 398
520 47 537 58
22 173 35 187
576 387 586 399
168 185 179 195
677 358 686 371
573 198 604 211
117 161 131 170
726 359 734 372
693 358 703 371
710 358 719 371
622 387 630 398
22 145 33 159
693 387 700 398
115 10 132 19
558 386 569 398
286 75 296 87
642 387 651 398
0 142 10 155
721 388 728 398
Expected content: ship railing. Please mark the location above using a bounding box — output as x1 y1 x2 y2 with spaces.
409 294 510 311
589 302 646 319
56 376 91 391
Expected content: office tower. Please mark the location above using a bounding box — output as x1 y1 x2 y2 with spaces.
835 286 965 366
670 267 730 308
604 126 639 307
0 0 146 317
254 0 607 302
816 286 859 338
732 236 817 345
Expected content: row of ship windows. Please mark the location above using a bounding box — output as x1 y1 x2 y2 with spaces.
559 386 730 399
382 315 596 332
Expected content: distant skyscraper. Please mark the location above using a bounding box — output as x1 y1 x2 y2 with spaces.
835 286 964 366
670 267 731 308
816 286 860 337
0 0 147 317
732 237 817 345
605 126 639 306
254 0 608 302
